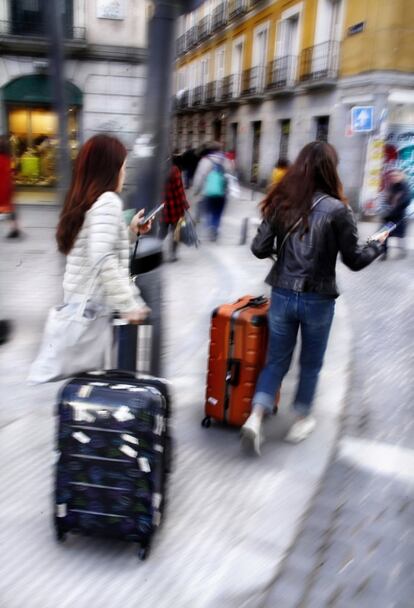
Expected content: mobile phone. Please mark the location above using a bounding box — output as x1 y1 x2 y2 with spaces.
138 202 165 225
368 222 397 242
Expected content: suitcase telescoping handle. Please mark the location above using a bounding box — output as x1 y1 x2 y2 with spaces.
248 295 268 307
112 314 146 327
235 295 267 308
226 359 241 386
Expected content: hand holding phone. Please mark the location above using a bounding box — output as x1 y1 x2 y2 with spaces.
138 203 165 225
368 222 396 244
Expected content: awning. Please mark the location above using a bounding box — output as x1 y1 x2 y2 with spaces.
2 74 82 106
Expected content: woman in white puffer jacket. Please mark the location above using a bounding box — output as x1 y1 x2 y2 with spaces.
56 134 150 322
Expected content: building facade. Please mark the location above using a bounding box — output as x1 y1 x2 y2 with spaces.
0 0 151 191
173 0 414 209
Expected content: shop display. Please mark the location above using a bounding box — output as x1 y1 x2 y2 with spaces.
7 107 79 187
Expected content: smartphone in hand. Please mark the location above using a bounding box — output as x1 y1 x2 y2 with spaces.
138 203 165 225
368 222 396 242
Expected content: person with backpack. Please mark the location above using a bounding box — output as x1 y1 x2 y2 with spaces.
193 142 231 241
241 141 388 455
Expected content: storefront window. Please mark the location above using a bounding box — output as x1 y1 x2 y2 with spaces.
7 106 79 186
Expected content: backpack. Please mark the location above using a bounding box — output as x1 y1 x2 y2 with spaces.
203 161 227 197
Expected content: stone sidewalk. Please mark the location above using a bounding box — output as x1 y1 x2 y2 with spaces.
1 192 349 608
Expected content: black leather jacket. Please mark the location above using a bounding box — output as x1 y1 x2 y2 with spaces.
251 194 383 297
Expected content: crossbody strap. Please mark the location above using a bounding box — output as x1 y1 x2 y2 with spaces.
278 195 328 254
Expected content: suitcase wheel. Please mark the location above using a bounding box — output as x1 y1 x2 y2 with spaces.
201 416 211 428
138 545 149 561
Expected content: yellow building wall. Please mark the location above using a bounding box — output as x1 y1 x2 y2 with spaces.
340 0 414 75
176 0 414 82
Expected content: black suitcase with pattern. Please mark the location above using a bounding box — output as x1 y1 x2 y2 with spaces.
54 370 171 560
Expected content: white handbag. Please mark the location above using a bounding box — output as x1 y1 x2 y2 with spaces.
27 255 113 384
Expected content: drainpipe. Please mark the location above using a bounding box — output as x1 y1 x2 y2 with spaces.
46 0 71 204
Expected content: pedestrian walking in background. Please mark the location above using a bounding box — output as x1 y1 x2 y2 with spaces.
0 136 22 238
380 169 411 259
241 141 388 455
270 158 290 188
225 149 236 173
181 146 199 189
193 141 232 241
158 155 189 262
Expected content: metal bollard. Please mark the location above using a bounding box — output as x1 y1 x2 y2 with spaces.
239 217 249 246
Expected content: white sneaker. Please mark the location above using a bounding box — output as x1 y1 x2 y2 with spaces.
285 415 316 444
241 413 263 455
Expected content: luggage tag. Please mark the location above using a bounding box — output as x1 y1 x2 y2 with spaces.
152 511 161 527
153 414 165 436
152 493 162 509
72 431 91 444
121 433 139 446
72 404 96 423
119 444 138 459
138 457 151 473
78 385 93 398
113 406 135 422
111 384 136 390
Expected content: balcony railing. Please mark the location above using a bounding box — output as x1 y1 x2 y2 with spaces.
205 81 217 103
176 90 190 110
176 34 186 55
212 2 228 32
221 75 241 101
193 85 206 106
267 56 297 90
198 15 211 42
300 41 340 83
186 25 198 50
229 0 249 20
0 19 85 40
241 66 266 96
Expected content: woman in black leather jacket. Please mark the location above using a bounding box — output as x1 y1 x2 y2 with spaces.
241 141 387 455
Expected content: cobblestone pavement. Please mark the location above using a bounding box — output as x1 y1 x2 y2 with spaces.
262 235 414 607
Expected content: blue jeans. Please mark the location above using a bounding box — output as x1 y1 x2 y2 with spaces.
206 196 226 235
253 288 335 417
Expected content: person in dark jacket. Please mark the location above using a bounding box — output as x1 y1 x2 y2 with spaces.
241 141 388 455
381 169 411 259
181 146 199 189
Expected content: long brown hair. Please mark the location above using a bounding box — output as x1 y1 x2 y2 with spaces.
261 141 347 230
56 134 127 254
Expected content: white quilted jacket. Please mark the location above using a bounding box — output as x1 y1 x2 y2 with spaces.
62 191 145 313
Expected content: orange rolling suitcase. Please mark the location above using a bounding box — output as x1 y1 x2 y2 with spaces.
202 295 279 428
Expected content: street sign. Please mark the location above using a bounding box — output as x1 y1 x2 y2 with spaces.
351 106 374 133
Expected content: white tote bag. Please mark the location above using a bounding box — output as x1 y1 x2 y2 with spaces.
28 255 113 384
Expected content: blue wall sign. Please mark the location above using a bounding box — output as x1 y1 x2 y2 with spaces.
352 106 374 133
